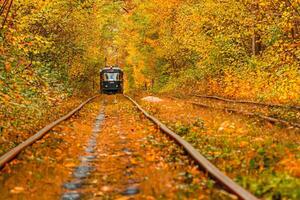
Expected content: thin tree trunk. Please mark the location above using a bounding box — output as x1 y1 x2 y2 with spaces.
252 33 256 56
0 0 9 16
1 0 13 30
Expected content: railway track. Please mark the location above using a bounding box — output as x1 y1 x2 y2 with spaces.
0 94 259 199
0 95 98 169
124 95 258 200
168 95 300 129
190 101 300 128
194 95 300 110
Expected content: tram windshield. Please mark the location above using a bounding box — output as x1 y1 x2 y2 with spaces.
104 73 120 81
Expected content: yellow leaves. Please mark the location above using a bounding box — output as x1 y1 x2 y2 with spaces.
218 121 236 133
129 157 139 165
1 93 11 101
239 141 249 148
64 161 77 168
10 186 25 194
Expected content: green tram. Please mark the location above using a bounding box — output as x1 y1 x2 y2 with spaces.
100 66 123 94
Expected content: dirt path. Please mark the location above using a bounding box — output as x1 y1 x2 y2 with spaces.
0 95 235 199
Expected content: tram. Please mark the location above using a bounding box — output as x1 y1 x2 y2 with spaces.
100 66 123 94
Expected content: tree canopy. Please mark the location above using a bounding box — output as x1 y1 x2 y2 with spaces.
0 0 299 128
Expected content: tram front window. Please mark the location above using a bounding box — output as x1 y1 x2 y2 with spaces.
104 73 119 81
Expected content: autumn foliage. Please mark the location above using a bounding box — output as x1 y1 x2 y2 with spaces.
115 0 300 104
1 0 299 114
1 0 299 153
0 0 105 143
0 1 299 199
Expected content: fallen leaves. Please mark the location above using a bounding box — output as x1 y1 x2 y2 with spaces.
115 197 130 200
100 185 113 192
279 154 300 178
4 62 11 72
138 94 300 199
0 100 101 199
54 149 62 154
218 121 236 132
10 186 25 194
64 161 77 168
239 141 249 148
83 95 212 199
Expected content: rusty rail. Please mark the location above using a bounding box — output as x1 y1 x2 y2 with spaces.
170 96 299 128
0 96 98 169
125 95 258 200
190 101 300 128
194 95 300 110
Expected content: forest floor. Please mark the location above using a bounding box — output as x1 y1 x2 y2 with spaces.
0 95 239 200
134 93 300 199
0 96 87 157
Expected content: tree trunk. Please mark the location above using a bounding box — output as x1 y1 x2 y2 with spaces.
252 33 256 56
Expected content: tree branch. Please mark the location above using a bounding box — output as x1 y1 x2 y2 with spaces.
0 0 13 30
0 0 9 16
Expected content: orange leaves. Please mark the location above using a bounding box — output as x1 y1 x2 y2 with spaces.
4 62 11 72
145 149 156 162
1 93 11 101
239 141 249 148
54 148 62 155
64 161 77 168
10 186 25 194
0 100 101 198
279 152 300 178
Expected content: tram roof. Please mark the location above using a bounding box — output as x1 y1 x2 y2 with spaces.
100 66 123 72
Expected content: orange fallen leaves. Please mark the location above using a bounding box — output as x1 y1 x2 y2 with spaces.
64 162 77 168
10 186 25 194
217 121 236 132
129 158 139 165
5 62 11 72
279 154 300 178
146 154 156 162
100 185 112 192
138 93 300 199
54 149 62 154
239 141 249 148
115 197 130 200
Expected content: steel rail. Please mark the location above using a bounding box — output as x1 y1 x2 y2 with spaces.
124 95 258 200
190 101 300 129
170 96 300 128
194 95 300 110
0 95 98 169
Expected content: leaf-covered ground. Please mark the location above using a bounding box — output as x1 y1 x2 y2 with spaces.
0 95 87 157
136 94 300 199
186 96 300 126
83 95 214 199
0 95 240 199
0 97 101 199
